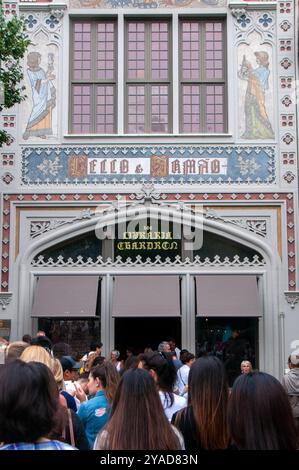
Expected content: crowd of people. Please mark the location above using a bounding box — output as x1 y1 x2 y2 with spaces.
0 332 298 451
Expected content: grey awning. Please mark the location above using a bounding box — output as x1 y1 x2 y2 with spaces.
112 275 181 317
31 276 99 317
195 275 261 317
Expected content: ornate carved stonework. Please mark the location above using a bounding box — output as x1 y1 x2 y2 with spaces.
205 209 267 237
1 192 296 292
30 209 94 238
284 291 299 309
0 293 12 310
32 254 266 268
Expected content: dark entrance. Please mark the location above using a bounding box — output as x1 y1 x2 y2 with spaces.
114 317 181 357
196 316 259 387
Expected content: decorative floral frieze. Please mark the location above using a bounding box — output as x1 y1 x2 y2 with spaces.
31 254 266 269
22 145 276 186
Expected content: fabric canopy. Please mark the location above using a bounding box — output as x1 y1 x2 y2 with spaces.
195 275 261 317
31 275 100 317
112 275 181 317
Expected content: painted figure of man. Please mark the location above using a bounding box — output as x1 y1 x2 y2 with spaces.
23 51 56 140
239 51 274 139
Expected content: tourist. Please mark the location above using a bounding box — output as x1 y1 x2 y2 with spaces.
176 351 195 396
77 365 109 448
94 368 184 450
228 371 297 449
5 341 29 363
172 356 230 450
0 360 76 450
282 349 299 433
139 351 186 421
240 360 253 375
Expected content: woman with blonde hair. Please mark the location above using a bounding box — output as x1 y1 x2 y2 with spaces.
240 360 253 375
20 345 54 371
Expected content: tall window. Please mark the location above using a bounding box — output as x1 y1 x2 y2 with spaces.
71 20 117 134
69 17 226 135
125 20 171 134
180 19 226 133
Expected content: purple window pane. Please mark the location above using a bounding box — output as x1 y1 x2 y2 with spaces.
96 85 115 134
181 84 200 134
126 86 145 134
73 23 91 79
150 85 168 133
206 69 215 79
72 84 91 133
215 51 223 60
73 71 82 80
214 70 223 79
96 22 115 80
128 51 136 60
83 23 91 32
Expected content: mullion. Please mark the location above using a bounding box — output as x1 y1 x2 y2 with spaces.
92 22 97 133
200 22 206 133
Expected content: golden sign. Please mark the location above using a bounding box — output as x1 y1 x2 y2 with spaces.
68 155 88 178
150 155 169 177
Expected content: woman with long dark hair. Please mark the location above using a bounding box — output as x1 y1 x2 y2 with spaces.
172 356 230 450
94 368 184 450
0 360 75 450
139 351 186 421
228 371 298 449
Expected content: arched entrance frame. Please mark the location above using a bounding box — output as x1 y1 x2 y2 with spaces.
16 203 281 377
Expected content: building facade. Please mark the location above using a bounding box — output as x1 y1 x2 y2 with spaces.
0 0 298 379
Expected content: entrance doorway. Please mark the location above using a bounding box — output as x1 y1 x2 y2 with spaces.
114 317 181 357
196 317 259 386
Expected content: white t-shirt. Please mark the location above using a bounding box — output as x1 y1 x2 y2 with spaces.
159 391 187 422
176 364 190 395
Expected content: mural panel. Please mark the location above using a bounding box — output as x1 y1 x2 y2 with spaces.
238 33 274 140
21 33 59 141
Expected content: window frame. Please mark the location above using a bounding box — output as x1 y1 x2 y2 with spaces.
124 18 173 134
69 18 118 134
68 15 228 136
179 17 227 134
